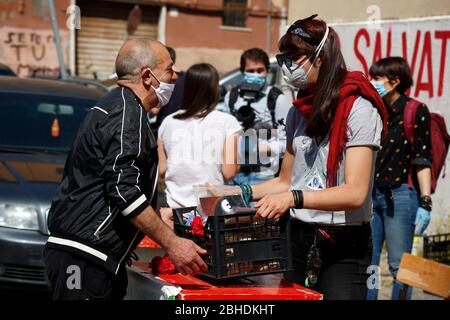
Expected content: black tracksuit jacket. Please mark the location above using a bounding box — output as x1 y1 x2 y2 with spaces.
46 86 158 274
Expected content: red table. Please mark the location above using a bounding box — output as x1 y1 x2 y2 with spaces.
127 262 323 300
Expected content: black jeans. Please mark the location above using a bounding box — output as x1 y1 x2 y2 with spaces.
285 220 372 300
44 247 128 300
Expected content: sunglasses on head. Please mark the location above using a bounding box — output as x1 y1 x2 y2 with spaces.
286 14 321 47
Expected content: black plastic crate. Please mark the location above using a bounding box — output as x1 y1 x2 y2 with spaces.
423 233 450 265
173 205 292 280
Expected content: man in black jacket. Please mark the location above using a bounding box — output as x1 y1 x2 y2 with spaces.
44 39 207 300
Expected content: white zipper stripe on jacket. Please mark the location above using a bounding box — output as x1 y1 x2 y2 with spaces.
130 103 143 193
113 87 127 203
116 230 139 274
91 106 108 115
94 206 119 240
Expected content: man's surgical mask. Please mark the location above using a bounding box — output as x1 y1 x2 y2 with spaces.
149 69 175 108
243 72 266 88
371 80 391 98
280 26 330 88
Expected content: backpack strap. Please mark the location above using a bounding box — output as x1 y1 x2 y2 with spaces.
228 86 240 115
403 98 422 144
267 86 283 128
403 98 423 189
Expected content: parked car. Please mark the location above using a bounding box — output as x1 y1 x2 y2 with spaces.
0 64 16 77
218 57 297 102
0 76 106 291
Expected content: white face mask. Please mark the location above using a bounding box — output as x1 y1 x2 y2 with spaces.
281 26 330 88
149 69 175 108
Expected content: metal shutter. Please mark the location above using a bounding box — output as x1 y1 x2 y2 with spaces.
76 0 159 79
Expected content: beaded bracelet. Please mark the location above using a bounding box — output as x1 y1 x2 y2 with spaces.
239 183 253 204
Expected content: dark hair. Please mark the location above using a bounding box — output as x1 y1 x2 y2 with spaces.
279 16 348 139
166 46 176 64
174 63 219 120
240 48 270 73
369 57 413 94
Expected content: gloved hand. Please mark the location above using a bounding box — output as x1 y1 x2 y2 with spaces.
414 207 431 236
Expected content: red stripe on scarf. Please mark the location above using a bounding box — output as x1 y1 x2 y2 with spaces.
293 71 387 187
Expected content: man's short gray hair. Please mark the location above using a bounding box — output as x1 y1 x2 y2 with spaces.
115 39 157 81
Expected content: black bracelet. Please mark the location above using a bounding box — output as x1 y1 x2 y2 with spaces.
291 191 298 208
419 195 432 211
292 190 304 209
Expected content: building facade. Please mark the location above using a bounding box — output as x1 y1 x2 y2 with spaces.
0 0 288 79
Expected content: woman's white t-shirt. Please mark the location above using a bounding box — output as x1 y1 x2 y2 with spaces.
158 110 242 208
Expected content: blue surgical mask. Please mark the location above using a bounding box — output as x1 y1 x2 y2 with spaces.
371 80 391 98
243 72 266 87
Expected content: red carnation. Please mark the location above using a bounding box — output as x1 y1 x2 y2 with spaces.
151 255 176 275
190 216 204 237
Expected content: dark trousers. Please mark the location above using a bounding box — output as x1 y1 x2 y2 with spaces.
285 220 372 300
44 247 128 300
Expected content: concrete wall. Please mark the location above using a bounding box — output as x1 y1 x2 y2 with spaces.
288 0 450 24
0 0 70 77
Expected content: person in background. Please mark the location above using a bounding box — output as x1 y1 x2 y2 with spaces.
150 46 186 136
158 63 241 210
237 15 387 299
217 48 292 185
367 57 432 300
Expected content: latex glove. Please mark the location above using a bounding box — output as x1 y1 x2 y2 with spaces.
414 207 431 236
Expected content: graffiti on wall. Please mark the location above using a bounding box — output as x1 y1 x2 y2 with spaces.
0 27 69 77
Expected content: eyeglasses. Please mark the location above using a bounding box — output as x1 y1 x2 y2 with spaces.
276 53 311 70
276 53 295 68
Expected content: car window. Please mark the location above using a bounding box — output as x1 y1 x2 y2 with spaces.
0 93 96 152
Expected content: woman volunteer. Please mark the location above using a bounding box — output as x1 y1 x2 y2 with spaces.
240 15 388 299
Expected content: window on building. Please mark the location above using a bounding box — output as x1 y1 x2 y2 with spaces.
223 0 247 28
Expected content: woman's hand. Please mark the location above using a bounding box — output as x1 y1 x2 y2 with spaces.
254 192 294 220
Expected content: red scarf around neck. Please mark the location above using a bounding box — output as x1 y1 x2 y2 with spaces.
293 71 387 188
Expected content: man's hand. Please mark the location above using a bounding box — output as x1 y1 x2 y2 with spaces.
131 206 207 275
254 192 293 220
165 237 208 275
